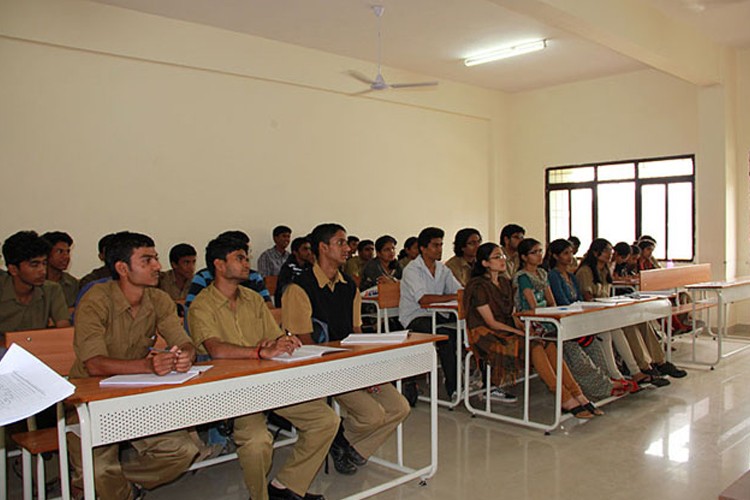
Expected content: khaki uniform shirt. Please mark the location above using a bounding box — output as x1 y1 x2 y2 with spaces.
444 256 472 287
189 284 282 356
0 274 69 335
57 272 80 307
70 281 191 378
575 265 612 299
282 264 362 335
158 269 190 301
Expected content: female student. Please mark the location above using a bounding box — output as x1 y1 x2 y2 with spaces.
545 239 633 399
576 239 670 387
504 239 602 417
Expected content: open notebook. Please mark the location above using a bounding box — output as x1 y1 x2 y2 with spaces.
99 365 213 387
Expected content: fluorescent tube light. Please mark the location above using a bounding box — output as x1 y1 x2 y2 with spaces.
464 39 547 67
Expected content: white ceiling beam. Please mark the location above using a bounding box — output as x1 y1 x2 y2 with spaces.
490 0 723 86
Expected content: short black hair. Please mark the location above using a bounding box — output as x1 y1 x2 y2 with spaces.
500 224 525 247
291 236 310 253
453 228 481 257
98 233 117 256
347 235 360 245
418 227 444 250
2 231 51 268
218 230 250 245
273 225 292 237
613 242 631 258
311 223 346 258
105 231 155 280
169 243 197 265
41 231 73 249
357 239 374 253
205 235 248 276
375 235 397 253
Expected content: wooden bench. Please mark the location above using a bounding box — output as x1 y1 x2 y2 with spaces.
5 327 76 500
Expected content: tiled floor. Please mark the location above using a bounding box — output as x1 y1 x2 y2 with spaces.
7 334 750 499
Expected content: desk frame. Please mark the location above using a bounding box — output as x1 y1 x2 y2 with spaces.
464 299 672 432
70 340 439 499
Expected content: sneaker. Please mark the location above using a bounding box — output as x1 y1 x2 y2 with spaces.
656 362 687 378
489 387 517 403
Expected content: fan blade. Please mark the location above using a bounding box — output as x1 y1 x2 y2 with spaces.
347 70 376 85
389 81 439 89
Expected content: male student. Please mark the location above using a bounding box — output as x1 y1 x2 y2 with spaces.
42 230 80 307
79 232 117 288
398 227 463 400
68 231 199 500
499 223 525 278
189 234 336 500
444 228 482 287
282 223 410 475
0 231 70 349
275 236 314 307
158 243 197 301
257 225 292 277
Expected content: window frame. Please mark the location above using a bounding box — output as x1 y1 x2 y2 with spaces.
545 154 696 262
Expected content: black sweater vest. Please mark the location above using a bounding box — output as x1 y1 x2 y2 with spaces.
293 268 357 342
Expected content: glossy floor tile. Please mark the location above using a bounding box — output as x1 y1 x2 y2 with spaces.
7 334 750 499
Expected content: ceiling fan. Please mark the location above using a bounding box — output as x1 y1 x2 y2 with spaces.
348 5 438 92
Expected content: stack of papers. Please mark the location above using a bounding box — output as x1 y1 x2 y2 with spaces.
0 344 76 426
99 365 213 387
270 345 347 363
341 331 409 344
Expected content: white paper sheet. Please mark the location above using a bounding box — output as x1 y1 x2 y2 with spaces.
99 365 213 387
0 343 76 426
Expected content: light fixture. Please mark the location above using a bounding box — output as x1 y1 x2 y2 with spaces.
464 39 547 67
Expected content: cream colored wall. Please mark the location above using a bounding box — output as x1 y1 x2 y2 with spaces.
505 69 700 242
0 0 506 276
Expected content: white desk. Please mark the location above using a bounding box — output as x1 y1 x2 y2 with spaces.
465 298 672 432
67 335 442 499
686 277 750 367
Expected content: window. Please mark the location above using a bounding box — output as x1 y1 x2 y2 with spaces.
546 155 695 261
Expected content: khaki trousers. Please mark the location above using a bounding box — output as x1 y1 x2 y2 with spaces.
233 398 338 500
67 417 199 500
335 383 410 459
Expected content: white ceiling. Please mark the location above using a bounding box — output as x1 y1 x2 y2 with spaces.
91 0 750 92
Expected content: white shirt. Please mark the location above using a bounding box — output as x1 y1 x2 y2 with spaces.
398 254 462 328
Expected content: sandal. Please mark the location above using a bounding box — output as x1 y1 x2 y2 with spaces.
564 405 594 419
583 402 604 416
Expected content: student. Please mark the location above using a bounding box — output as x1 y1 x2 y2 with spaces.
79 233 117 288
275 236 314 307
282 223 409 476
189 234 336 500
0 231 70 349
397 236 419 270
68 231 199 499
499 223 525 278
359 235 402 291
158 243 196 301
41 230 79 307
511 238 601 417
343 239 374 281
445 228 482 287
257 225 292 277
576 239 669 387
545 239 632 399
184 231 272 317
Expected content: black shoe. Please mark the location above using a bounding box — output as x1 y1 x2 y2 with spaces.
328 441 357 475
268 483 316 500
346 444 368 467
656 362 687 378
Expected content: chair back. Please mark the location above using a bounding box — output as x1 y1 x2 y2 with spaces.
377 281 401 309
265 275 278 298
4 327 75 376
